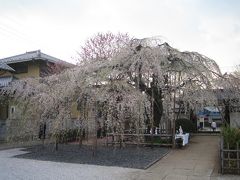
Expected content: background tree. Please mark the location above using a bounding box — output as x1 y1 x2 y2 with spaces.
216 66 240 125
77 32 131 64
40 62 71 77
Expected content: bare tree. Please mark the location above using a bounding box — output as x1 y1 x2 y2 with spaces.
215 66 240 125
77 32 131 64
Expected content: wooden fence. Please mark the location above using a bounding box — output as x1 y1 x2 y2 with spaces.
220 137 240 174
106 132 173 147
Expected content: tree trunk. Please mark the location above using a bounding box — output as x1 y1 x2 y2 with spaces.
145 84 163 129
78 128 83 148
224 100 230 124
55 138 58 151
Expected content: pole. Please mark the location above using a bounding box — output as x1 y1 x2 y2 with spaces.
172 72 177 148
151 87 154 149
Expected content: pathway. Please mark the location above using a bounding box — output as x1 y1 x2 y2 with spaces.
131 135 239 180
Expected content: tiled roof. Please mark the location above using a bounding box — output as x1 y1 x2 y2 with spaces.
0 50 74 67
204 106 219 113
0 63 15 71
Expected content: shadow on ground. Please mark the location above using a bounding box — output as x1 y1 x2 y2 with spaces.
14 144 170 169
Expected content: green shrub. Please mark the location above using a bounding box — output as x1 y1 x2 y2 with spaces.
221 125 240 149
144 136 172 146
152 137 172 144
175 118 196 133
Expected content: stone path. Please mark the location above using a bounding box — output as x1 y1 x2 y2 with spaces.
131 135 240 180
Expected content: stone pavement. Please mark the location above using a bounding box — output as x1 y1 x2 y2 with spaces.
131 135 240 180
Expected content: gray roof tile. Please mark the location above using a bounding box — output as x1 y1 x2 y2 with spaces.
0 63 15 71
0 50 74 67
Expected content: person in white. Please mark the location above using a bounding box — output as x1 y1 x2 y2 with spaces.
211 121 217 131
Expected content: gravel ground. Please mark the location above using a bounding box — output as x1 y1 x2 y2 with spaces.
0 148 142 180
15 144 169 169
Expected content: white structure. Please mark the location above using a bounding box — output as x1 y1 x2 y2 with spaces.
230 112 240 128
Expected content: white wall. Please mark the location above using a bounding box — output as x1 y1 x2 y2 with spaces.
230 112 240 128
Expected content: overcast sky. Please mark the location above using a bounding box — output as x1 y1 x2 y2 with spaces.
0 0 239 72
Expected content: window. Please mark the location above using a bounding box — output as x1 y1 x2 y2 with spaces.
10 63 28 74
11 106 15 114
9 106 16 120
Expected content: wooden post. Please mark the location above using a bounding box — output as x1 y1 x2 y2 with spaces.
228 143 230 169
41 138 45 149
137 104 140 148
237 142 239 174
220 137 224 174
55 137 58 151
106 132 108 147
93 102 98 157
151 88 154 149
120 132 122 149
172 72 177 148
112 133 115 147
137 71 140 148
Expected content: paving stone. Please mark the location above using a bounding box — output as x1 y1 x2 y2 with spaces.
193 168 213 177
187 175 210 180
163 174 188 180
175 161 196 170
133 171 167 180
172 168 194 176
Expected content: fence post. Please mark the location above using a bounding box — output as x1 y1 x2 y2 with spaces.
220 137 224 174
106 133 108 147
112 133 115 147
237 142 239 174
227 143 230 170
